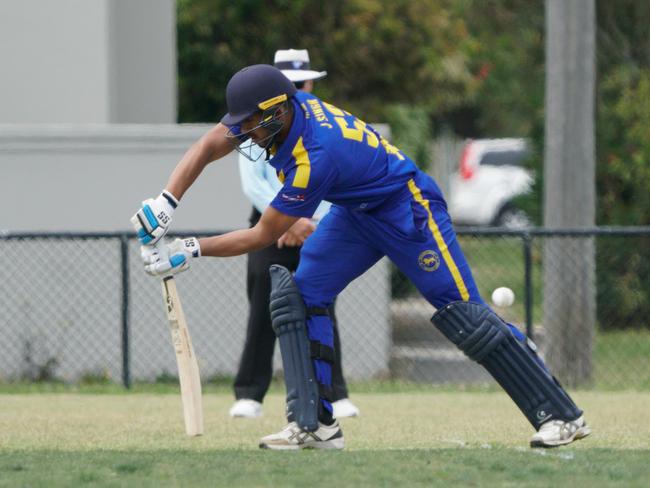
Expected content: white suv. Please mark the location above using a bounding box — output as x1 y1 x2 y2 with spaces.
447 138 533 228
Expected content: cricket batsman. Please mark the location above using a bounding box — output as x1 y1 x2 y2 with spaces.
131 64 591 450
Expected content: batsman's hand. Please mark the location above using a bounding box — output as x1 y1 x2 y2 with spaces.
130 190 179 245
141 237 201 277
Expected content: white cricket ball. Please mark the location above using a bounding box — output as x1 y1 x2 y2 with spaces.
491 287 515 307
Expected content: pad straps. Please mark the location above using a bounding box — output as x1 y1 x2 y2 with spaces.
307 306 334 364
310 341 335 363
306 306 329 316
306 307 336 413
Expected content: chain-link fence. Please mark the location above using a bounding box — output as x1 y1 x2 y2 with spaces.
2 228 649 390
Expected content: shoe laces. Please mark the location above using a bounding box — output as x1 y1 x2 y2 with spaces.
281 422 300 433
539 418 579 437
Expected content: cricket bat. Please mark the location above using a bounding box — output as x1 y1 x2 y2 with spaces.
160 275 204 436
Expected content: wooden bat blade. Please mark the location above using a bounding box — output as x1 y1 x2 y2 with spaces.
161 276 204 436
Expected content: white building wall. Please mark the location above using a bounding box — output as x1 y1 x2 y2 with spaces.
0 0 111 123
0 0 175 124
0 124 249 231
108 0 177 123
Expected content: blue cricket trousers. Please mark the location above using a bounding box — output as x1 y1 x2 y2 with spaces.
293 172 489 415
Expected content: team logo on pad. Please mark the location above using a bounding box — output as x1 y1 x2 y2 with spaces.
418 250 440 272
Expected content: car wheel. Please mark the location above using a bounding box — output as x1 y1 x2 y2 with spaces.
494 205 531 229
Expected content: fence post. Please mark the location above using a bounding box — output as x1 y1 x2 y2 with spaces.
120 235 131 389
523 233 534 340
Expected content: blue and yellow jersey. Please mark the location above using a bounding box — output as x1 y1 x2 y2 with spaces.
269 92 444 217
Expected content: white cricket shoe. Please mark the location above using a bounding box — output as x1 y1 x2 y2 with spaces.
229 399 263 418
259 421 344 450
530 415 591 448
332 398 360 418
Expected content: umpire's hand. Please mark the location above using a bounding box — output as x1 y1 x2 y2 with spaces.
277 218 316 248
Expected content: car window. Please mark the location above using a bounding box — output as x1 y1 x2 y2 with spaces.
480 149 529 167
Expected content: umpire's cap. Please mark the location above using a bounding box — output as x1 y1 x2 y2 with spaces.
221 64 297 126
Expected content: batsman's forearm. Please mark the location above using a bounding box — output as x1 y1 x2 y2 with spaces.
166 124 233 200
165 142 211 200
198 228 275 257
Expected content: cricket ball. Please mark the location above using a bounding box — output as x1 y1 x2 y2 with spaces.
491 287 515 307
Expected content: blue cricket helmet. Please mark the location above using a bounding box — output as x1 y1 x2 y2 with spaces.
221 64 298 126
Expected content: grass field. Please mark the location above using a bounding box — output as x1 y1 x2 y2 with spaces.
2 390 649 487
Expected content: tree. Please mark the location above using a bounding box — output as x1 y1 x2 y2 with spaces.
177 0 480 124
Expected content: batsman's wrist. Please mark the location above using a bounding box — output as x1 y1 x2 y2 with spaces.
183 237 201 258
161 189 179 209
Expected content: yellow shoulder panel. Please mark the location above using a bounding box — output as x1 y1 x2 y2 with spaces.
291 137 311 189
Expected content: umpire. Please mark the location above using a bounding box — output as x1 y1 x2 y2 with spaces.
229 49 359 419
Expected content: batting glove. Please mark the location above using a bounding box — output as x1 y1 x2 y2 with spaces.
141 238 201 277
130 190 179 245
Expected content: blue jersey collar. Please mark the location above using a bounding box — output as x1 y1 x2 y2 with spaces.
269 97 305 170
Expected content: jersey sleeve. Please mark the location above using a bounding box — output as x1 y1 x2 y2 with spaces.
270 147 337 218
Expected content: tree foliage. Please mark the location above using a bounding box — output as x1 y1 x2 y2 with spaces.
596 0 650 225
177 0 650 226
593 2 650 328
177 0 481 123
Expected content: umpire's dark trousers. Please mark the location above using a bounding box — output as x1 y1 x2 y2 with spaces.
233 209 349 403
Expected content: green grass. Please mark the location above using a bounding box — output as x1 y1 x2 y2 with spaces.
2 328 648 401
0 378 502 395
1 391 649 486
1 448 648 487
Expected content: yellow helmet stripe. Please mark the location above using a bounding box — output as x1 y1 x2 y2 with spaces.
258 94 288 110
